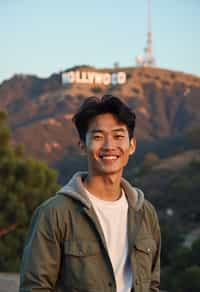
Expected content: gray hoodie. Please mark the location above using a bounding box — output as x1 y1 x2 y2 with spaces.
57 171 144 210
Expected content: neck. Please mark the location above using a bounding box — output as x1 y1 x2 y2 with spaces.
84 173 122 201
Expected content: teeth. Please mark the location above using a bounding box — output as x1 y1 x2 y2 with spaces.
101 156 118 160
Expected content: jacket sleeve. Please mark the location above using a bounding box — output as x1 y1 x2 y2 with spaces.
150 206 161 292
19 204 63 292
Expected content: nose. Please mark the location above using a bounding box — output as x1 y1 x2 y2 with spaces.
102 136 115 150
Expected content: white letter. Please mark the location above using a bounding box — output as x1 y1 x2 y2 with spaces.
76 71 82 83
111 73 118 85
87 72 96 84
103 73 111 85
62 71 75 84
67 71 75 83
117 72 126 84
81 71 89 83
94 73 103 84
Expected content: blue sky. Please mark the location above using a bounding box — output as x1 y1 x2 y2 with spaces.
1 0 200 84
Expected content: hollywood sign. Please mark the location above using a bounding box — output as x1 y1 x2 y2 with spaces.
61 70 127 85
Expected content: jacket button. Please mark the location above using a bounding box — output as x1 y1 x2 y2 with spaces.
108 282 112 287
147 248 151 253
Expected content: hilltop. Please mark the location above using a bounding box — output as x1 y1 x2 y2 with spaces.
0 66 200 163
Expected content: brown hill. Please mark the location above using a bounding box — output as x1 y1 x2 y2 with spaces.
0 66 200 162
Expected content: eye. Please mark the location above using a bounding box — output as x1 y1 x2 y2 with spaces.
93 135 103 140
114 134 125 139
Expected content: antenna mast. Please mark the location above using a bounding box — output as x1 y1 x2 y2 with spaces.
136 0 156 67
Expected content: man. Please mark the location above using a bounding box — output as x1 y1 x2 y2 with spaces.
20 95 161 292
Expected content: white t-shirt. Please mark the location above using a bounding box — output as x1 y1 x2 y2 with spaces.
85 189 132 292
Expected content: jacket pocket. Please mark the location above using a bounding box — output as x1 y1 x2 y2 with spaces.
62 240 100 289
134 238 156 282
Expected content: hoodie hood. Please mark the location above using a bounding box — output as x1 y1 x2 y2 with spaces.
57 172 144 210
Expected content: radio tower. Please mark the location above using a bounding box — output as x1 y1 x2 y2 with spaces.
136 0 155 67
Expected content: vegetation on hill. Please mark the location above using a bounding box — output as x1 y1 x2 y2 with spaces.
162 237 200 292
0 110 59 271
125 135 200 291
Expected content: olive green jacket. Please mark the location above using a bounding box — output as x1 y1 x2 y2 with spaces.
20 172 161 292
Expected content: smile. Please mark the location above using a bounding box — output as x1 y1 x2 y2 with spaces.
100 155 119 160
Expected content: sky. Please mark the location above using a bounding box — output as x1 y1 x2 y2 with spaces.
1 0 200 84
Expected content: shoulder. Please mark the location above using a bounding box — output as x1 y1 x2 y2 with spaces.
27 194 78 242
30 194 78 229
143 199 157 215
142 199 160 230
37 193 77 214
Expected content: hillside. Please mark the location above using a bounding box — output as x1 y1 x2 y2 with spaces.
124 149 200 233
1 69 200 288
0 66 200 162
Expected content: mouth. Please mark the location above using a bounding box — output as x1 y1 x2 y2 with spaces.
99 155 119 161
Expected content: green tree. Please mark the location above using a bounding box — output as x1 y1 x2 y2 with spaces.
0 110 59 271
160 220 183 266
190 237 200 266
173 266 200 292
0 110 8 124
186 127 200 149
161 237 200 291
173 246 191 271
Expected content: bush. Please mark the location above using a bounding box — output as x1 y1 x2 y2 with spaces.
173 266 200 292
162 237 200 292
0 110 59 271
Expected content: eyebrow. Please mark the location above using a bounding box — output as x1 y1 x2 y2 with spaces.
112 128 126 133
90 128 126 134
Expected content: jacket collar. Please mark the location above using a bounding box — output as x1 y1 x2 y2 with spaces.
57 171 144 210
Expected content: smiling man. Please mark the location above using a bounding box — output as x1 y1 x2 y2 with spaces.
20 95 161 292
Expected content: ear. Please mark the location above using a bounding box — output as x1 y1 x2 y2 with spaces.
129 137 136 155
78 140 87 155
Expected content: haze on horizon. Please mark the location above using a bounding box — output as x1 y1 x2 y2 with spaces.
0 0 200 83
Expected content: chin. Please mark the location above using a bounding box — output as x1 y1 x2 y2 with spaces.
97 167 122 176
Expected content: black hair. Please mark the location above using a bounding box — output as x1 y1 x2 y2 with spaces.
72 95 136 142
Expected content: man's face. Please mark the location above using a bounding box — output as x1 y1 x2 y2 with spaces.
81 113 136 177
